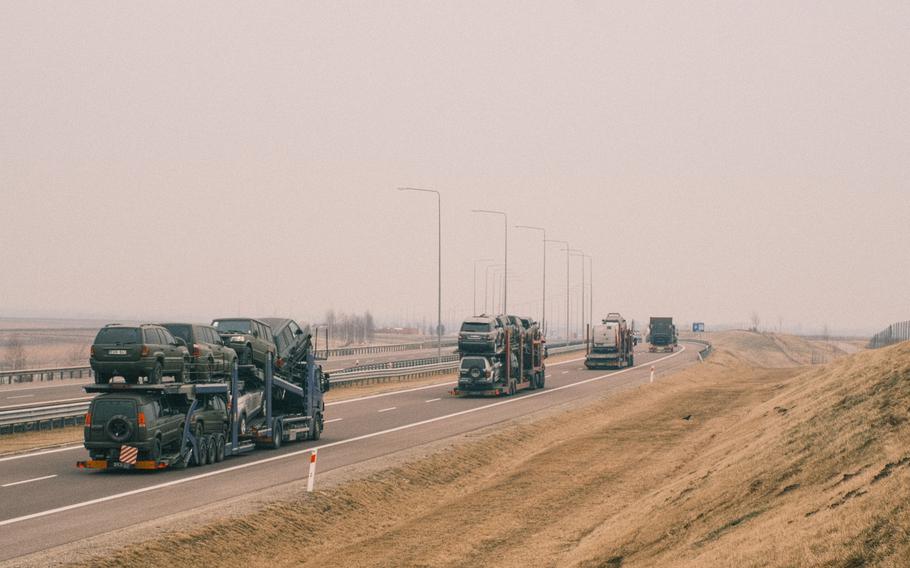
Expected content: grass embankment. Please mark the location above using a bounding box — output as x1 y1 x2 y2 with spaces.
75 332 910 567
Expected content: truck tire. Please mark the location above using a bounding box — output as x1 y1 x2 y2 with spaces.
310 416 322 441
205 435 215 465
508 380 516 396
539 372 545 388
270 423 282 450
192 424 205 467
629 354 634 367
214 434 225 462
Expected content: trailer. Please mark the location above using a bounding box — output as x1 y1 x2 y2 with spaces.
585 313 634 369
648 317 678 353
452 326 545 397
77 329 329 471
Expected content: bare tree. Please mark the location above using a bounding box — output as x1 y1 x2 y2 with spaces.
749 312 761 333
6 335 28 370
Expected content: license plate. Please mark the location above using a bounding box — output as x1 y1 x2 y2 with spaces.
112 462 132 469
108 349 127 355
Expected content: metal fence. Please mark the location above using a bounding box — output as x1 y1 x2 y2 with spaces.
869 321 910 349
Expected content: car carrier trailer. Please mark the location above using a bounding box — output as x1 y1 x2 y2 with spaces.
77 329 329 471
452 327 545 397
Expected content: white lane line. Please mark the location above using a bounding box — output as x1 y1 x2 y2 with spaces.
425 398 441 403
6 395 35 400
0 396 93 410
0 445 83 463
378 407 397 413
324 418 344 424
0 347 687 528
561 371 569 374
2 474 58 488
325 356 586 407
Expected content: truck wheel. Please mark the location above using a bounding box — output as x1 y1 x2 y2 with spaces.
270 423 283 450
148 363 163 385
629 355 634 367
310 416 322 441
214 434 225 462
239 413 248 436
205 435 215 465
192 424 205 467
508 380 516 396
539 372 545 388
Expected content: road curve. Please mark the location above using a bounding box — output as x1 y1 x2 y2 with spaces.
0 343 699 563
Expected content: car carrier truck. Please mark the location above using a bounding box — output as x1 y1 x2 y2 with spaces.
77 329 329 471
648 317 678 353
453 316 545 396
585 313 634 369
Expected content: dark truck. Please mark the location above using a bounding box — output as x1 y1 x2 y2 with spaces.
453 314 545 396
648 316 678 353
585 313 634 369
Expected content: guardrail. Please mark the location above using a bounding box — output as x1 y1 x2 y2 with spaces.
684 338 714 360
323 338 458 357
0 366 94 386
0 342 589 434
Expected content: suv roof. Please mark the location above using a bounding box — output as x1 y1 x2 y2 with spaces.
463 316 496 325
260 318 293 330
92 391 159 404
212 317 269 325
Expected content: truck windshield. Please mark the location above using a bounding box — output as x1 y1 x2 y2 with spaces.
94 328 140 345
213 320 251 333
461 323 492 333
92 399 137 421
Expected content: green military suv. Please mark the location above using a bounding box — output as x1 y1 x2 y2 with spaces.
211 318 276 370
90 324 189 384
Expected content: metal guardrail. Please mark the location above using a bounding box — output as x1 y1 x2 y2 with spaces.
683 338 713 359
323 338 458 357
0 342 590 433
0 366 94 386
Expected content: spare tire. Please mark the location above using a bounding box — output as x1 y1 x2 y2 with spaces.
469 367 482 379
105 415 133 443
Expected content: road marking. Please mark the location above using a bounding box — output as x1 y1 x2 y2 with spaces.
2 474 57 488
6 395 35 400
324 418 344 424
0 347 687 528
378 407 397 413
326 356 586 407
561 371 569 374
425 398 441 403
0 445 83 463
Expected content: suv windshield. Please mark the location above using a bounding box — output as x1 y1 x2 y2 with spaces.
94 328 140 344
92 398 137 421
213 320 251 333
162 324 192 344
461 323 492 333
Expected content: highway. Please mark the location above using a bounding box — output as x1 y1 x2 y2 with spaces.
0 345 457 411
0 343 698 563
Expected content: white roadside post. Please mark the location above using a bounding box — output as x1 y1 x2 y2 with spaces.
307 449 318 492
650 365 655 384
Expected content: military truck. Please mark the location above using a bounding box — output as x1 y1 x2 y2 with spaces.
585 313 634 369
648 316 678 353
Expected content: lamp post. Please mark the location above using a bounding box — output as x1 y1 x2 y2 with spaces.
484 263 504 314
515 225 546 337
472 210 508 314
398 187 442 362
545 239 570 346
569 249 588 340
473 258 494 315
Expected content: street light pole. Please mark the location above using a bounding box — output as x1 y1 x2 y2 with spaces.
484 263 504 314
472 210 508 314
473 258 493 315
570 249 586 340
398 187 442 362
546 239 570 346
515 225 546 338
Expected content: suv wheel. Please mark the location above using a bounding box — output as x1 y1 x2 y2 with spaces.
148 363 163 384
95 373 110 385
240 346 253 365
174 359 189 383
148 438 162 463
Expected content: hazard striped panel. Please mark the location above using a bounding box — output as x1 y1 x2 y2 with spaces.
119 445 138 465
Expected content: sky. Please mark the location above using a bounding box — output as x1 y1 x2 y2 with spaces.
1 2 907 336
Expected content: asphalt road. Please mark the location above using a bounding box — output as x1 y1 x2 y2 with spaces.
0 346 457 411
0 343 699 562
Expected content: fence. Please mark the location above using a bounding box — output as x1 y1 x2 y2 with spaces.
869 321 910 349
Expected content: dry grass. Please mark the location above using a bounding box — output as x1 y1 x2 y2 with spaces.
67 333 910 568
0 427 82 456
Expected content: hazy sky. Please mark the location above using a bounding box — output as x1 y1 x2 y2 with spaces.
1 2 907 335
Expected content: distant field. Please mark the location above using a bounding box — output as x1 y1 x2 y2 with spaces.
0 318 436 371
